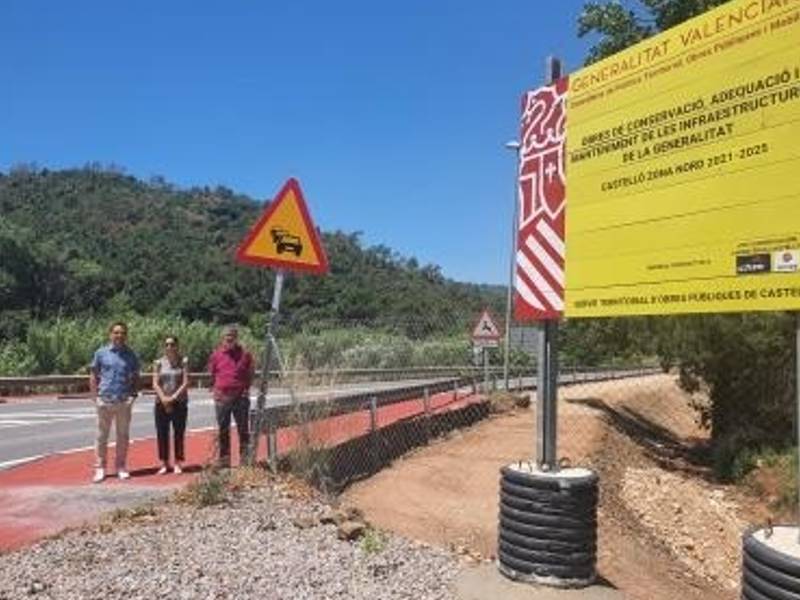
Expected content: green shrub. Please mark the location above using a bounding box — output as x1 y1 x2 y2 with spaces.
730 446 798 512
26 318 105 374
282 327 372 370
0 343 36 375
410 337 470 367
281 326 475 372
359 527 387 555
729 446 792 480
671 313 795 478
341 334 413 369
178 468 230 507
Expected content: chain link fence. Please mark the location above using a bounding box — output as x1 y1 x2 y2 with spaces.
554 314 798 488
251 311 517 492
251 313 673 493
261 312 799 514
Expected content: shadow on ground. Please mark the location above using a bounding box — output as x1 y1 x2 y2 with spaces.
566 396 711 478
280 401 491 493
129 464 204 478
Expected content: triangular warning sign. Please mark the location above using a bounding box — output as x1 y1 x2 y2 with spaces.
236 178 329 274
472 309 501 341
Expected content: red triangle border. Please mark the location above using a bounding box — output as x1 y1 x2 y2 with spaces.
235 178 330 275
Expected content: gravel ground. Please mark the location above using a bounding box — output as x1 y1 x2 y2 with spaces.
620 467 745 592
0 481 461 600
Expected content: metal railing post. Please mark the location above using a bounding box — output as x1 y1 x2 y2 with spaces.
267 417 278 473
482 348 489 394
369 395 379 472
369 396 378 432
423 386 431 443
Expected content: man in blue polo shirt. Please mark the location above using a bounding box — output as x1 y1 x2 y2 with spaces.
89 321 140 483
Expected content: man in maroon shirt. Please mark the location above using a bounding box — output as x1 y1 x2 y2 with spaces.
207 325 255 467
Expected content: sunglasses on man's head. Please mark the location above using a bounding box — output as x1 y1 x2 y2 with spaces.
165 341 177 347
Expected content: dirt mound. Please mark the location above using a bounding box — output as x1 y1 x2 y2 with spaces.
343 374 749 600
620 467 743 590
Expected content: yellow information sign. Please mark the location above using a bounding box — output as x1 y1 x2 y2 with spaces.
564 0 800 317
236 178 329 274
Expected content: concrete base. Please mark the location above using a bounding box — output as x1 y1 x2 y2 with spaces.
453 564 625 600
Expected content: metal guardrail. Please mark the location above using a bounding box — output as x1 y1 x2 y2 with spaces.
0 366 498 386
0 375 95 387
265 377 475 427
0 366 507 396
248 365 663 473
260 366 663 428
0 365 663 398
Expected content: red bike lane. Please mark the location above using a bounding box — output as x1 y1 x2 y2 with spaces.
0 388 486 552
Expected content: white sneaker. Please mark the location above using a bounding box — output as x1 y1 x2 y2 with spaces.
157 466 168 475
92 468 105 483
173 464 183 475
117 470 131 480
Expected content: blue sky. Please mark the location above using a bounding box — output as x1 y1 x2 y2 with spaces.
0 1 592 285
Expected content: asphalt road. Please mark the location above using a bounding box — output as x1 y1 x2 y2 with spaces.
0 378 454 469
0 368 657 470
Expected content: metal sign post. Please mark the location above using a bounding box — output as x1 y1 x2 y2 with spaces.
536 319 559 469
535 56 562 471
503 141 521 392
483 346 489 393
235 178 330 469
249 271 285 467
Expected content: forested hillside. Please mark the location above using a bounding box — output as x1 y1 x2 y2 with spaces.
0 164 504 341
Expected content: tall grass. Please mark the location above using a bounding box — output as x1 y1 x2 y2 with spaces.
0 316 258 375
281 326 473 371
0 317 511 376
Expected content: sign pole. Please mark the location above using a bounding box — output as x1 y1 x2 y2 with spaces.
250 270 285 466
483 346 489 393
544 320 560 467
235 178 330 468
536 56 562 471
503 141 521 392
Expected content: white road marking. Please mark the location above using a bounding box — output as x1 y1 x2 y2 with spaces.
0 426 219 471
0 406 157 429
0 455 45 470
